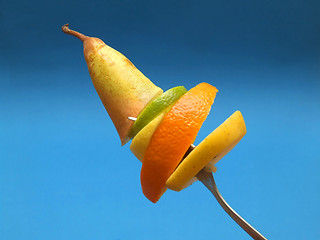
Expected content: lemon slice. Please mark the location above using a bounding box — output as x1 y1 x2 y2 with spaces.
166 111 246 191
130 112 166 161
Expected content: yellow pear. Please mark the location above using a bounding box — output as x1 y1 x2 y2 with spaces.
62 24 163 145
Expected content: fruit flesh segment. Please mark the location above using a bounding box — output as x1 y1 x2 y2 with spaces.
129 86 187 139
166 111 246 191
84 40 163 145
140 83 218 203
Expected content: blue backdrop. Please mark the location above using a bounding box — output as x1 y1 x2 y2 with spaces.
1 0 319 239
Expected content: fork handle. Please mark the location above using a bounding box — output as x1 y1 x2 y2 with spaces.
196 169 267 240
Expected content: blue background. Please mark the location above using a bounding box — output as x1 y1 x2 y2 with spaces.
1 0 319 239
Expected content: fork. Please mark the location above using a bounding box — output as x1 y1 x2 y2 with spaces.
196 169 267 240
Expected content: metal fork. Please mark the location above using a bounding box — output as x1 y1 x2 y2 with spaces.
196 169 267 240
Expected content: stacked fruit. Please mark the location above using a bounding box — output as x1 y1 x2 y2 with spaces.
62 24 246 203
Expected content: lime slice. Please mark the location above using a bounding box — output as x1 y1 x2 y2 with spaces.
128 86 187 139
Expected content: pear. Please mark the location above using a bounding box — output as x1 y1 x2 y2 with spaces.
62 24 163 145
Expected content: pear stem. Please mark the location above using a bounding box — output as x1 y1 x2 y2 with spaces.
61 24 88 42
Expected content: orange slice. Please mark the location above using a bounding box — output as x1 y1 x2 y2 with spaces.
140 83 218 203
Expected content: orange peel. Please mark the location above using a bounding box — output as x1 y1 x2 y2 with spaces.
140 83 218 203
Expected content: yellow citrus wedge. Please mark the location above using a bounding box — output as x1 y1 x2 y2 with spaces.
166 111 246 191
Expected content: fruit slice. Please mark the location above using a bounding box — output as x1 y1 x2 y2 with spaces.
129 86 187 139
130 112 167 161
166 111 246 191
62 24 163 145
140 83 218 203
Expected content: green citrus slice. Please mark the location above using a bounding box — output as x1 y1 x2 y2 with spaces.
128 86 187 139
